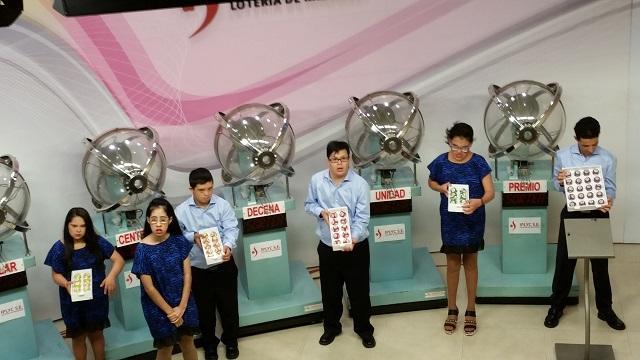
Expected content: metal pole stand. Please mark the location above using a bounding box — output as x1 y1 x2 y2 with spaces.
554 218 615 360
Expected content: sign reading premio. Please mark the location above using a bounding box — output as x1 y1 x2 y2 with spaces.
508 217 542 234
242 201 285 219
370 187 411 203
373 224 406 242
503 180 547 193
0 258 25 278
115 228 143 247
250 239 283 261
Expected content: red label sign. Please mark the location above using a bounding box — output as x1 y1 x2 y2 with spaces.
503 180 547 193
370 187 411 203
116 229 143 247
0 259 24 277
242 201 285 219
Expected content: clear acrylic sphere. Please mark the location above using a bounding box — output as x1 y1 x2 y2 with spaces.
485 80 565 160
215 103 295 186
345 91 423 169
0 156 30 240
81 127 166 212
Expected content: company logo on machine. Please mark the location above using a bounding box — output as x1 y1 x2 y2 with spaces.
242 201 285 219
503 180 547 193
371 187 411 202
0 258 24 278
123 271 140 289
116 229 143 247
250 239 282 261
508 217 542 234
373 224 406 242
0 299 25 324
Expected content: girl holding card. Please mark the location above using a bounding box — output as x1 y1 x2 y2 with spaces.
427 122 494 336
132 198 199 360
44 207 124 360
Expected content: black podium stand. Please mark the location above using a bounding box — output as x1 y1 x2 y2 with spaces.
554 218 615 360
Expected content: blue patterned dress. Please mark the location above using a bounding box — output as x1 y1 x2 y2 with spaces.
44 237 114 337
132 234 199 348
427 153 492 253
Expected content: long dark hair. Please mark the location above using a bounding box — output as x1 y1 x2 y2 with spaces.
142 197 182 238
63 207 103 272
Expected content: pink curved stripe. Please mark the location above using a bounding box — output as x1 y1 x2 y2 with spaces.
70 0 468 125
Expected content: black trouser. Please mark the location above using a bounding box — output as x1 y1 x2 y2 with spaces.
191 259 239 351
317 239 374 337
550 207 613 313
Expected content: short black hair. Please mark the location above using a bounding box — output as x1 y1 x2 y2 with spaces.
445 122 474 143
574 116 600 140
326 140 350 159
189 167 213 188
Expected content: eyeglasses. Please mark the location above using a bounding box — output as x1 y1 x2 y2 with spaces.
329 157 349 164
449 144 471 153
148 217 169 225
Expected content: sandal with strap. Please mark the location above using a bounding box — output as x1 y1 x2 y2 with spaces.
443 308 458 334
464 310 477 336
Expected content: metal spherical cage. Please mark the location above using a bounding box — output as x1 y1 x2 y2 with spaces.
0 155 30 240
214 103 295 186
81 127 166 212
345 91 423 169
484 80 566 160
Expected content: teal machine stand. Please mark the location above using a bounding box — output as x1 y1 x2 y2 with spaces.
80 126 167 358
0 234 71 359
93 210 154 359
345 91 446 313
223 178 323 335
476 159 578 304
478 80 578 304
362 165 447 313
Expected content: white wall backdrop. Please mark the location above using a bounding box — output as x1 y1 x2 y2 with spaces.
1 0 638 321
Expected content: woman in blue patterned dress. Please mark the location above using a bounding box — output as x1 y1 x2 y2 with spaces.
132 198 199 360
45 207 125 360
427 122 494 336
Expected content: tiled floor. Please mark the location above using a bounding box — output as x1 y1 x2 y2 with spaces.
185 244 639 360
60 244 640 359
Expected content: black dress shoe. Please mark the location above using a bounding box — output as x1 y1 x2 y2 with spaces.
598 311 626 330
204 348 218 360
318 330 341 345
544 307 562 328
225 345 239 359
361 334 376 348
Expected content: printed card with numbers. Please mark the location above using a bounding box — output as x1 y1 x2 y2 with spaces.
448 184 469 212
70 269 93 302
328 207 352 251
200 227 224 265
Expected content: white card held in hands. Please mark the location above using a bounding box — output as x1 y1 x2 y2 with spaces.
70 269 93 302
562 165 608 212
328 207 352 251
448 184 469 213
199 227 224 265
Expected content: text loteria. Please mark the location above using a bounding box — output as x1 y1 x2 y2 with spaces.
370 187 411 203
243 201 285 219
